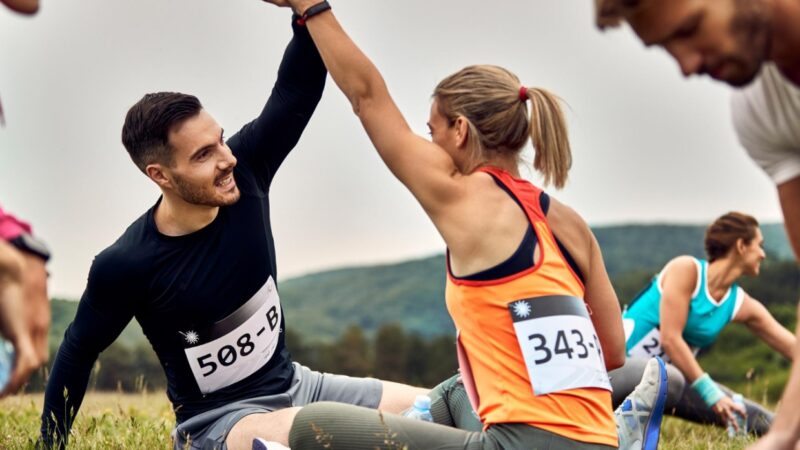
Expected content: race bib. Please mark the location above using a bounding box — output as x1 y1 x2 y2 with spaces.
627 325 697 363
628 327 668 362
183 277 282 394
509 295 611 396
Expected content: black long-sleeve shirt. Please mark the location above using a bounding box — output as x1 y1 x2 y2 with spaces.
40 17 326 448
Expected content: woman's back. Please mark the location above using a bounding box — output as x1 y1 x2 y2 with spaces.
444 166 619 446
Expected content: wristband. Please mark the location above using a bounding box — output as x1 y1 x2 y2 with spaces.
9 233 50 262
296 1 331 26
690 373 725 408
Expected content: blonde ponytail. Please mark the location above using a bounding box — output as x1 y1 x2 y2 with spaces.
434 66 572 188
526 87 571 189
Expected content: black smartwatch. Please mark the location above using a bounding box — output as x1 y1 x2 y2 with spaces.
9 233 51 262
296 1 331 26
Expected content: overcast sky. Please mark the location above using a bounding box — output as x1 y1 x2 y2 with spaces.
0 0 782 299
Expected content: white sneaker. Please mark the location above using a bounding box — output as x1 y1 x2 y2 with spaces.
615 357 668 450
252 438 291 450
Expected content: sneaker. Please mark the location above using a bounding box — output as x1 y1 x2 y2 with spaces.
252 438 291 450
615 357 668 450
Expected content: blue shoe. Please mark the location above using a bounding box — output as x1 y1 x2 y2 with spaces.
252 438 290 450
615 357 668 450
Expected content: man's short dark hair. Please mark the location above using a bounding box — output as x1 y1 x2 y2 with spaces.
121 92 203 173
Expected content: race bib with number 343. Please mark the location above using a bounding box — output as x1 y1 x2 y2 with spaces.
509 295 611 396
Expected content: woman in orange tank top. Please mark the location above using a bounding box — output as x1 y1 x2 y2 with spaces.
256 2 666 449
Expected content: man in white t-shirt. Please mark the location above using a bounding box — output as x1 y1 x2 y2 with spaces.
593 1 800 449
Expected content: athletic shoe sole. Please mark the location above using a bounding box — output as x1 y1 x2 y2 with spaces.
642 356 668 450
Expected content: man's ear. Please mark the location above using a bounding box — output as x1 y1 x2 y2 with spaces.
145 163 173 190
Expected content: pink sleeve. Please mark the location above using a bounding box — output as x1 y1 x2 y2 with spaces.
0 205 33 241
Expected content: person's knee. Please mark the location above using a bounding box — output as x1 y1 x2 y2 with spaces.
379 380 429 413
20 254 49 365
429 373 461 400
289 402 348 449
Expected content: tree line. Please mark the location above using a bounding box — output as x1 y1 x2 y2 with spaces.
25 323 459 393
25 259 800 403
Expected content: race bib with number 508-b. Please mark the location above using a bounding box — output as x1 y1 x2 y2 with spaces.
183 277 282 394
509 295 611 396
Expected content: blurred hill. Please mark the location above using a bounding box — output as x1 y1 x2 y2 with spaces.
50 222 796 343
42 223 798 398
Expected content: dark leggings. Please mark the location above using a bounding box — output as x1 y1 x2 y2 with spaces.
608 357 773 435
289 375 616 450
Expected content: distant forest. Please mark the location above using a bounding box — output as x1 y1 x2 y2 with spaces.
31 223 799 402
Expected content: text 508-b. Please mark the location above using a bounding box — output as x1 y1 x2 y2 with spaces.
197 305 279 377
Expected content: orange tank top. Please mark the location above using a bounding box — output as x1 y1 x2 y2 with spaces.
445 166 617 447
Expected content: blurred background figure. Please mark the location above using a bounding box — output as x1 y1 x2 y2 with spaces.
0 205 50 396
593 1 800 448
612 212 794 435
1 0 47 397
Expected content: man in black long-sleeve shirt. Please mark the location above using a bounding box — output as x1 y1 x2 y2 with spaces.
40 13 427 450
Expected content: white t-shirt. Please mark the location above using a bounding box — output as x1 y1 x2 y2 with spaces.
731 63 800 185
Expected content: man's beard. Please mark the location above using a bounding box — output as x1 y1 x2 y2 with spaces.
722 0 771 87
172 172 240 207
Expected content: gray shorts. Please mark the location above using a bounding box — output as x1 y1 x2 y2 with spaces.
172 362 383 450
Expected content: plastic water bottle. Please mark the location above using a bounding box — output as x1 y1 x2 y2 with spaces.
404 394 433 422
726 393 747 438
0 338 14 391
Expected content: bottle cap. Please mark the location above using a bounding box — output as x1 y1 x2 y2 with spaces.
413 394 431 411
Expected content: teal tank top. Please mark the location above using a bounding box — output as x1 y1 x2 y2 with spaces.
622 258 744 361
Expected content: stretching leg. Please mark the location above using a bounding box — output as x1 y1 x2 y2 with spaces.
427 374 482 431
289 402 615 450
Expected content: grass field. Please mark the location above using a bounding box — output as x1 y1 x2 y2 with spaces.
0 392 758 449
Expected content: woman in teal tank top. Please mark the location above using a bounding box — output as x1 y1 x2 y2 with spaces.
609 212 796 435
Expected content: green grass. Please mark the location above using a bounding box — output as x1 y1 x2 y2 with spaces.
0 393 173 449
660 417 755 449
0 393 761 449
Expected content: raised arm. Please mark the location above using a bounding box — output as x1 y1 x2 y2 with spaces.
266 1 464 216
39 255 136 449
733 293 795 359
226 13 327 189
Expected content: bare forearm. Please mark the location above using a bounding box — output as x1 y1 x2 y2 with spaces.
302 10 388 115
753 321 796 360
777 178 800 261
764 320 800 441
662 337 704 382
